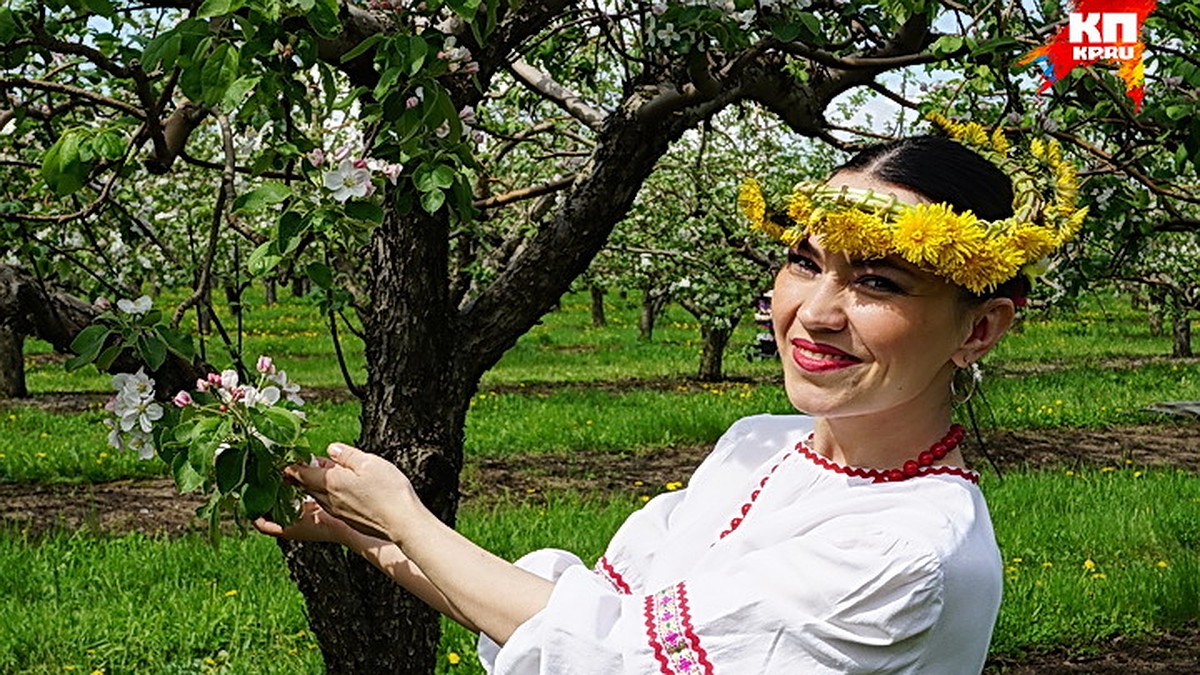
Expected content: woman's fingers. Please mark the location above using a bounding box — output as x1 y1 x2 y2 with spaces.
286 462 330 493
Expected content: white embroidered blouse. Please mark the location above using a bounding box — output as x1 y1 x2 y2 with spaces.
478 414 1003 674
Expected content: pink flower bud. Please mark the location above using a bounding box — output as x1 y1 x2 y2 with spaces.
352 158 369 170
207 373 223 386
173 391 193 407
195 378 210 392
94 297 113 310
218 404 228 413
256 355 275 374
308 148 325 168
405 96 420 109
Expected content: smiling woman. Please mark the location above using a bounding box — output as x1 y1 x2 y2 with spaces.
255 117 1085 674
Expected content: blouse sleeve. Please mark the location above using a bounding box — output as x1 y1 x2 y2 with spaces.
482 523 945 674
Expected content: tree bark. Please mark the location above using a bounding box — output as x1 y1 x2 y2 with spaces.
697 322 734 382
1148 287 1164 337
590 285 606 327
1173 316 1193 358
0 325 27 399
638 288 669 342
264 278 277 305
282 204 468 674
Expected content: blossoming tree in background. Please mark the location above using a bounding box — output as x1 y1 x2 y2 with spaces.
4 0 1191 671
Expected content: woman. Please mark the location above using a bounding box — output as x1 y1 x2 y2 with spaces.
257 125 1084 673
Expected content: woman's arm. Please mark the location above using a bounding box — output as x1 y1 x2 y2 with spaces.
255 493 482 633
286 443 555 645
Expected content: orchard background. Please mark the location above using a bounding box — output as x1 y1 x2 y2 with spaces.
2 0 1200 672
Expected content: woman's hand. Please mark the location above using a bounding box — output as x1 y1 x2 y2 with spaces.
284 442 418 543
253 492 356 546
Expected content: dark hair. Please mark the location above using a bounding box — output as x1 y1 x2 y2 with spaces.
835 135 1027 304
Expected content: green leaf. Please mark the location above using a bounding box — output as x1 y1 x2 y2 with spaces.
155 324 195 359
200 43 240 106
307 0 341 38
233 181 291 213
407 35 428 75
420 188 445 214
930 35 964 57
277 210 307 254
414 163 456 192
136 333 168 371
241 473 279 518
90 131 125 161
215 445 248 494
250 407 301 446
248 241 282 276
196 0 244 18
344 200 383 224
340 32 383 63
172 451 205 493
305 261 334 289
68 324 111 365
95 344 122 371
221 75 259 111
0 9 20 44
42 131 89 196
80 0 116 17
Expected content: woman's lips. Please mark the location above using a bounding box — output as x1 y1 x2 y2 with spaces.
790 338 862 373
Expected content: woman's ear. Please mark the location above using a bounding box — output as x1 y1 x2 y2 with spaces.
952 298 1015 368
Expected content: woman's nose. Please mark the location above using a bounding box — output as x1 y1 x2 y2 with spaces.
797 276 847 332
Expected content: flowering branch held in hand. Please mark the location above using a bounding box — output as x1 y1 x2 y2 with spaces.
104 354 314 543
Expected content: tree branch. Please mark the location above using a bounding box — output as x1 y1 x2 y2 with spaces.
472 174 576 209
0 77 146 118
507 58 607 131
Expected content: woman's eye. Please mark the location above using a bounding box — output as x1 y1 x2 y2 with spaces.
859 275 905 294
787 250 819 273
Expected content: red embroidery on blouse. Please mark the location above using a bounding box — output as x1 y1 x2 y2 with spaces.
595 555 632 594
796 440 980 484
644 582 714 675
718 451 794 540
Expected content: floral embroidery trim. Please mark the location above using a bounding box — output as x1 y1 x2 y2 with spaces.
595 555 632 594
796 440 980 484
644 582 714 675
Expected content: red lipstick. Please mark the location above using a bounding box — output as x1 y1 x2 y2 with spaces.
790 338 862 373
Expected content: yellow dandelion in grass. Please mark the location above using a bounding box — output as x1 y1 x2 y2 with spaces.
1042 562 1054 568
35 452 47 459
1156 560 1169 568
1101 467 1116 473
224 590 239 597
665 481 683 491
447 652 462 666
640 496 650 503
1090 573 1107 580
1083 559 1096 571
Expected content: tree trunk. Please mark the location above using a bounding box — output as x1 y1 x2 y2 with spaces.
697 315 741 382
638 288 668 341
264 278 277 305
292 274 309 298
1148 287 1165 337
1173 316 1193 358
590 285 606 327
282 206 468 674
0 325 27 399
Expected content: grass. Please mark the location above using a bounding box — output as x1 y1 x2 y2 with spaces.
3 287 1200 671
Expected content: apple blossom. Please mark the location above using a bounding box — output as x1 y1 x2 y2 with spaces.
256 355 276 374
323 159 373 202
173 391 193 407
116 295 153 316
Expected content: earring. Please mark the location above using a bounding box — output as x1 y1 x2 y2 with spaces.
951 362 982 405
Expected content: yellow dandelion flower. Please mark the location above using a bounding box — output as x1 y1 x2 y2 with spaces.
224 590 239 597
1029 138 1045 159
640 495 650 503
950 239 1023 293
891 204 956 266
780 226 805 247
1091 573 1107 580
1156 560 1169 568
1003 225 1058 264
738 179 767 228
990 127 1010 155
785 191 812 223
665 481 683 491
447 652 462 665
1042 562 1054 568
812 210 890 259
1083 559 1096 570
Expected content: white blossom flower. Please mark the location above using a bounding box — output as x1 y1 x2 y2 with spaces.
126 430 155 460
220 369 239 391
651 1 668 15
268 371 305 406
655 24 682 45
241 385 281 410
116 295 152 315
732 9 756 28
113 369 154 402
458 105 477 126
323 159 373 202
434 121 451 138
120 398 163 434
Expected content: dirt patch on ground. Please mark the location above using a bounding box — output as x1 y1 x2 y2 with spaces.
2 421 1200 671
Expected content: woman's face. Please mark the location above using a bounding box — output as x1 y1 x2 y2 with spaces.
771 173 984 422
